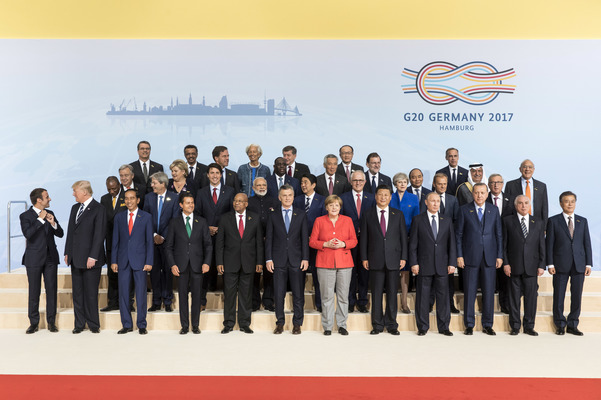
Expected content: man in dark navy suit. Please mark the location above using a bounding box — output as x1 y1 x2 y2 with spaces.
282 145 311 180
119 164 146 210
64 180 106 334
184 144 208 189
435 147 468 196
212 145 240 192
20 188 64 333
111 189 154 334
546 191 593 336
336 145 363 183
144 172 180 312
360 185 407 335
408 168 431 213
316 154 351 197
265 185 309 334
456 182 503 336
363 152 392 194
409 192 456 336
266 157 301 198
505 159 548 227
129 140 163 194
341 170 374 313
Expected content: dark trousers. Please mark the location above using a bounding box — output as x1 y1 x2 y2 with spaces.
252 269 274 309
429 272 455 309
223 270 253 328
200 238 218 306
118 263 148 329
553 264 585 329
463 261 496 329
496 268 510 311
508 273 537 330
348 247 369 308
309 248 321 309
178 264 204 330
273 262 305 326
71 266 102 330
26 261 57 326
106 250 134 309
370 269 399 331
416 274 450 332
150 245 173 306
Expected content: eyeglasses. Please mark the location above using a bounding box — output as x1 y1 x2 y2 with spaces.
490 181 504 185
351 179 365 183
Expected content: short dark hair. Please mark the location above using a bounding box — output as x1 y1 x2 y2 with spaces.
339 144 354 153
301 173 317 185
184 144 198 153
207 162 223 174
409 168 423 176
279 184 294 194
124 188 139 199
137 140 151 150
282 145 297 155
212 145 228 160
375 184 393 195
29 188 46 205
106 176 119 185
559 191 577 202
366 152 381 164
179 192 195 204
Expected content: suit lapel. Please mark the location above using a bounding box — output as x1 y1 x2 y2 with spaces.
558 215 571 239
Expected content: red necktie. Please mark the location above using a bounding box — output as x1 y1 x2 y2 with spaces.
238 215 244 238
328 177 334 195
213 187 218 204
380 209 386 237
356 193 362 218
128 212 133 235
494 196 498 206
287 166 292 177
345 166 350 182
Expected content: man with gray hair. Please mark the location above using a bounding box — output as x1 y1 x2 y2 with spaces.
119 164 146 209
505 159 548 227
315 154 351 197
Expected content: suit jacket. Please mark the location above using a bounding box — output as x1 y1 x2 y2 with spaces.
194 185 234 227
130 159 163 193
248 194 280 232
546 213 592 274
186 162 208 189
359 206 408 271
336 162 364 182
164 214 213 274
315 173 351 197
455 202 503 267
503 215 545 276
364 172 392 194
64 199 107 268
100 190 127 254
435 165 469 195
408 212 457 276
266 174 301 199
265 207 309 267
293 193 326 234
309 215 357 269
143 190 180 238
487 192 514 218
215 211 264 274
292 162 311 180
423 193 459 224
340 191 375 236
111 209 154 270
120 183 146 209
20 207 64 267
408 186 432 213
505 177 548 226
222 167 241 192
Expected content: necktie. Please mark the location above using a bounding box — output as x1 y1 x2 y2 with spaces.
494 196 498 207
189 166 194 181
415 188 420 200
568 216 574 239
157 195 164 230
328 177 334 195
112 196 116 209
305 196 310 213
452 168 456 185
287 166 292 177
238 215 244 238
185 216 192 237
221 174 225 187
356 193 362 218
279 177 283 189
345 166 350 182
478 207 483 222
213 187 218 204
76 203 85 223
439 194 445 213
371 175 376 193
494 196 501 216
284 209 291 233
431 215 438 239
521 216 528 238
525 179 532 215
380 209 386 237
128 212 134 235
143 162 148 181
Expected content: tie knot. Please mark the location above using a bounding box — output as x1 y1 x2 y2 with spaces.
186 215 190 221
284 209 290 214
479 207 483 213
130 212 133 217
381 210 385 215
159 195 163 200
357 193 361 199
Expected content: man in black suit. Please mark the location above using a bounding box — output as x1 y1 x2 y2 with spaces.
64 180 107 334
266 157 301 198
546 191 593 336
503 195 545 336
408 168 431 212
435 147 468 196
505 159 548 227
409 192 456 336
360 184 407 335
364 152 392 194
129 140 163 194
165 192 213 334
247 177 278 312
265 185 309 334
184 144 208 189
20 188 64 333
119 164 146 210
282 145 311 180
212 145 241 192
337 145 363 183
315 154 351 197
216 193 264 334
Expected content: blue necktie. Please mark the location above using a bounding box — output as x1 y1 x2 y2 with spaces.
76 203 85 223
478 207 483 222
284 209 291 233
157 195 164 230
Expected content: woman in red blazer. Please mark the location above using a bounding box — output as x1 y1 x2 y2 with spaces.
310 195 358 336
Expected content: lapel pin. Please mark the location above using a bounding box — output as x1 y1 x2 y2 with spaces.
195 219 198 223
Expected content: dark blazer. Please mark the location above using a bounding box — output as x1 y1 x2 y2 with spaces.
186 162 208 189
487 192 514 218
100 190 127 254
265 207 309 267
505 177 548 226
164 214 213 274
194 185 234 227
130 159 163 193
222 167 241 192
359 206 408 271
111 209 154 270
336 162 364 182
143 190 180 238
546 213 593 274
266 174 301 199
435 193 459 223
64 199 107 268
248 194 280 232
20 207 64 267
455 202 503 267
503 215 545 276
292 162 311 181
340 190 375 236
364 172 392 193
315 173 351 197
293 193 326 234
408 186 432 213
435 165 469 195
215 211 264 274
409 212 457 276
121 184 146 210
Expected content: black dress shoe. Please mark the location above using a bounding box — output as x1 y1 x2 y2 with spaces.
292 325 302 335
500 307 510 315
370 329 381 335
100 305 119 312
240 326 254 334
388 329 400 336
464 327 473 335
164 304 173 312
139 328 148 335
567 327 584 336
348 305 355 313
338 327 349 335
316 307 322 313
72 328 83 334
323 330 332 336
179 328 189 335
265 305 275 312
440 330 453 336
200 305 207 312
524 329 538 336
450 305 460 314
417 330 427 336
192 327 201 334
48 324 58 333
556 327 565 335
221 326 232 334
482 327 496 336
510 329 519 336
252 307 260 312
90 328 100 334
429 305 434 313
26 325 38 334
118 328 133 334
357 305 369 313
401 306 411 314
130 306 135 313
148 305 161 312
274 324 284 334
